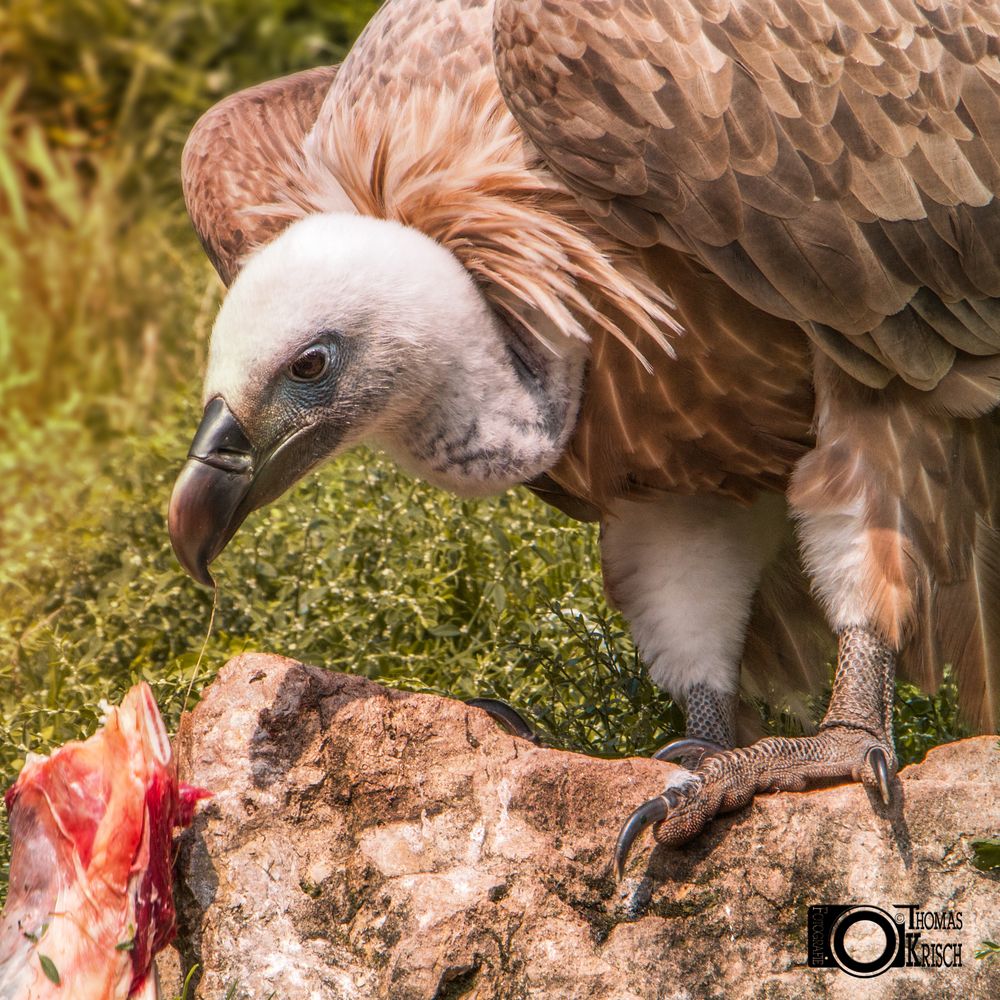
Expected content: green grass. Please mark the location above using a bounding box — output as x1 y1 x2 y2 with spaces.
977 940 1000 962
0 0 971 917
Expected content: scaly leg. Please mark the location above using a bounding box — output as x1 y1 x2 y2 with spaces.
615 626 896 879
652 682 735 764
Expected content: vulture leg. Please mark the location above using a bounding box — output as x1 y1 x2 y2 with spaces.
601 493 787 771
615 626 896 879
652 682 734 766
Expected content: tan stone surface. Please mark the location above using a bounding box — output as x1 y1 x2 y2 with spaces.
165 653 1000 999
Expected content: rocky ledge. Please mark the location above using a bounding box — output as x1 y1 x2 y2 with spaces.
161 653 1000 999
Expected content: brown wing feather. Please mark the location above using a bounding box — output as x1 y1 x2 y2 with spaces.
494 0 1000 392
181 65 339 285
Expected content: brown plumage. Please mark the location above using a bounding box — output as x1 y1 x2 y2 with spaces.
182 0 1000 733
182 66 340 285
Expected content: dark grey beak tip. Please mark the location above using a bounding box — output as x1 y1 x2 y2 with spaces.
168 399 255 587
168 459 229 588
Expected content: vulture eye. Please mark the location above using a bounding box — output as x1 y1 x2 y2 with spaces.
288 346 329 382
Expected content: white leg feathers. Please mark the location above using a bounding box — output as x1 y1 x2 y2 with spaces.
600 492 789 701
793 496 879 634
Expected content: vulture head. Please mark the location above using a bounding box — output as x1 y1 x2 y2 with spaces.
168 212 586 585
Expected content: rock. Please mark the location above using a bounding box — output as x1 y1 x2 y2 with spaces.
166 653 1000 1000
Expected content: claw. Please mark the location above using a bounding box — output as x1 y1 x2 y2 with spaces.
866 746 891 806
614 795 670 882
652 737 725 764
465 698 543 745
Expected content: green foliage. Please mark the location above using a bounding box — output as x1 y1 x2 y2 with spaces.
0 0 378 421
971 838 1000 872
0 0 380 207
175 964 201 1000
969 838 1000 975
976 940 1000 961
894 672 966 767
38 954 61 986
505 603 683 758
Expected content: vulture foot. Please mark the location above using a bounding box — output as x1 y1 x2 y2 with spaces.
465 697 544 745
615 625 897 880
614 725 897 879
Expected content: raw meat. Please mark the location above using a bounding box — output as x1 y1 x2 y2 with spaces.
0 684 209 998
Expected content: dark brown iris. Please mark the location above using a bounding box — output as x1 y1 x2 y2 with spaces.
288 347 328 382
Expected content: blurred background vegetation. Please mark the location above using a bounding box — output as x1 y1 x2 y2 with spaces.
0 0 966 908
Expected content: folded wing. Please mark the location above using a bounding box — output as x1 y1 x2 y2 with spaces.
494 0 1000 396
182 65 339 285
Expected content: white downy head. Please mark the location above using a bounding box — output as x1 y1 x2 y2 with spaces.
204 212 585 495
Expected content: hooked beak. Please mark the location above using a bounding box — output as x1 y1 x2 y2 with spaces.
167 398 255 587
168 397 341 586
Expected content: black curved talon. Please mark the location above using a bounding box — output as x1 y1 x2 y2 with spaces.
465 698 543 745
652 737 725 764
866 746 892 806
614 794 672 882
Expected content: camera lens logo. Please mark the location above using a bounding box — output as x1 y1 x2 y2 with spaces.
809 905 906 977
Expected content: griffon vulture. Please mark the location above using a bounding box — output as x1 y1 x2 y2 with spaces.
168 0 1000 877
